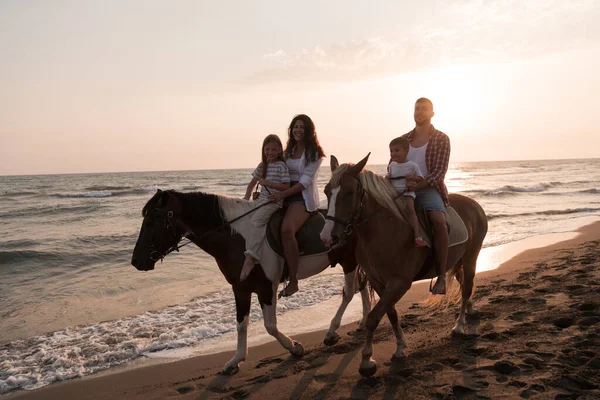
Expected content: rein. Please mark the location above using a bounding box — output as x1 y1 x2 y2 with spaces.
147 197 276 262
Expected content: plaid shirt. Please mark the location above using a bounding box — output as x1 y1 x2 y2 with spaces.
403 125 450 206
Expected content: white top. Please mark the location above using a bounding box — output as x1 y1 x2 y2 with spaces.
251 161 290 202
388 161 422 193
286 158 302 181
408 142 429 177
285 149 323 212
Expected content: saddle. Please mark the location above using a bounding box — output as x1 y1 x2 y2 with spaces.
413 203 469 281
266 209 330 259
415 204 468 248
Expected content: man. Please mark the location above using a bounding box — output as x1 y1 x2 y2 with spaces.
403 98 450 295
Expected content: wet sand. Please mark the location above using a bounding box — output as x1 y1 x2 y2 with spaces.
10 222 600 400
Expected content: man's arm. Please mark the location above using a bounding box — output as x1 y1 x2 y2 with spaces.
423 134 450 188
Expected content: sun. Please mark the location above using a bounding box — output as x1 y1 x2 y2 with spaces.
418 64 489 135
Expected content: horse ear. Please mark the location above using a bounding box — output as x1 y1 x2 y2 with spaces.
330 155 339 172
157 190 169 207
347 152 371 176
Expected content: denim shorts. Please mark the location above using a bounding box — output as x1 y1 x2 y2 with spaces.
415 187 446 213
284 181 305 205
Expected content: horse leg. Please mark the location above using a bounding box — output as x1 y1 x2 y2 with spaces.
452 253 478 335
223 289 251 375
357 281 372 331
359 280 410 377
324 269 357 346
260 282 305 358
387 306 407 360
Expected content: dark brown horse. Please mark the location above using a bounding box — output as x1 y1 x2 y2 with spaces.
320 154 488 377
131 189 371 375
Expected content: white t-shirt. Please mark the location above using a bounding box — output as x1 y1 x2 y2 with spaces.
388 161 422 194
286 157 302 181
408 143 429 177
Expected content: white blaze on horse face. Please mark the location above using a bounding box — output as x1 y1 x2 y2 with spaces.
320 187 340 246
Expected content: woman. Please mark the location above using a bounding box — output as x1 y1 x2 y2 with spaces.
269 114 325 297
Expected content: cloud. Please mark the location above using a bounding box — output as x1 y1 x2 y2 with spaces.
240 0 599 85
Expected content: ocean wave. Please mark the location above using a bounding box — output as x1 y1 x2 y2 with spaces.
0 204 104 219
54 191 114 198
52 186 207 199
214 182 247 187
0 250 62 266
463 182 558 197
0 239 42 250
487 207 600 220
0 274 344 394
0 191 38 197
84 185 132 191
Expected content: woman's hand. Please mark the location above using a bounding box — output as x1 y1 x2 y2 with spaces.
268 191 284 201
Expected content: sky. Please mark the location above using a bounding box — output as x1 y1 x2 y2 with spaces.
1 0 599 175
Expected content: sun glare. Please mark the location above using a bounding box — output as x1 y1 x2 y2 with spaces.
418 65 489 135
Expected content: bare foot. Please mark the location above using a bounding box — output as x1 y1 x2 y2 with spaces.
431 277 446 295
278 280 299 298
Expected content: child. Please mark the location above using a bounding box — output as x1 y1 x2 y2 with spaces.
387 137 427 247
240 134 290 281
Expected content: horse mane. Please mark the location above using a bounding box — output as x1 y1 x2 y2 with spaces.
331 164 409 223
142 190 253 231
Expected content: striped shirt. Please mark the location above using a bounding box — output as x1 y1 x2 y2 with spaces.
251 161 290 202
403 125 450 206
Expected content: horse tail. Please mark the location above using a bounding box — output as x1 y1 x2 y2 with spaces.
356 265 375 303
423 263 463 309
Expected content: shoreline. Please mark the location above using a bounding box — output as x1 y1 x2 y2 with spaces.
99 216 598 365
7 219 600 399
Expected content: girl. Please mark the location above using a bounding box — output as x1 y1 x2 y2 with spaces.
268 114 325 297
240 134 290 280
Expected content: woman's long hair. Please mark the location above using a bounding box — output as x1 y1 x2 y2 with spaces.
260 134 285 179
283 114 325 163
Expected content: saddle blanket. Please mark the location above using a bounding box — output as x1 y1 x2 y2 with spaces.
418 205 468 248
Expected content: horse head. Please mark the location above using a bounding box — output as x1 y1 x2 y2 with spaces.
131 189 184 271
321 153 370 248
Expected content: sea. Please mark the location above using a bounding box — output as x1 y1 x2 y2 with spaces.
1 158 600 394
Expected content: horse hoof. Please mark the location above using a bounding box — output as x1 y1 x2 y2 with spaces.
222 365 239 375
290 341 304 358
323 332 340 346
391 353 406 362
451 327 465 336
359 363 377 378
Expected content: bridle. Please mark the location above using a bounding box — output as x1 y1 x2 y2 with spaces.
324 174 405 242
325 175 367 239
137 196 277 263
137 207 188 263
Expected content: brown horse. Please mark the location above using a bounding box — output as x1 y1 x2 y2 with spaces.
131 189 372 375
320 154 488 377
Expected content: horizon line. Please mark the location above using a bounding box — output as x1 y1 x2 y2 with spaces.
1 156 598 178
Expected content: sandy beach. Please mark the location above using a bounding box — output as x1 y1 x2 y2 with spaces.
9 221 600 400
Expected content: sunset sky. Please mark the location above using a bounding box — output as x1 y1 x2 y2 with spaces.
1 0 599 175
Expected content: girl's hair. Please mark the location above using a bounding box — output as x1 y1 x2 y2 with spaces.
260 134 285 179
283 114 325 163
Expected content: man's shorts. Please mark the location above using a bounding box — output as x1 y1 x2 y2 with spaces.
415 187 446 213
